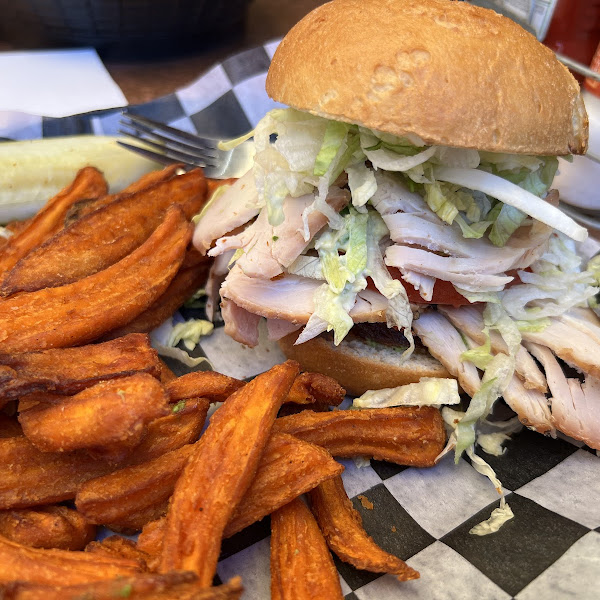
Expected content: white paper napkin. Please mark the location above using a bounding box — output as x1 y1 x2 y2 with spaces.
0 48 127 118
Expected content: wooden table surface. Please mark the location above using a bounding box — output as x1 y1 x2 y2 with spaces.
107 1 330 105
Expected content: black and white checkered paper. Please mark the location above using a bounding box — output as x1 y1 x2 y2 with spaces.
1 41 599 600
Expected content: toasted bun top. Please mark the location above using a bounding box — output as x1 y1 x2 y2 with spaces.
266 0 588 155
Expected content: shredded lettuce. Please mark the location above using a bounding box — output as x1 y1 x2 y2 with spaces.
315 207 368 294
487 202 527 247
297 279 365 345
501 233 599 321
588 253 600 285
515 318 551 332
184 288 207 309
461 328 493 370
287 255 324 280
454 304 521 459
150 318 212 368
353 378 460 409
361 129 436 171
167 319 214 351
480 153 558 198
477 432 511 456
466 444 513 535
297 207 370 345
346 161 377 208
251 108 575 252
152 343 211 369
314 121 351 176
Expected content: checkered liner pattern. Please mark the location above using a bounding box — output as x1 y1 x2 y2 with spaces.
1 40 599 600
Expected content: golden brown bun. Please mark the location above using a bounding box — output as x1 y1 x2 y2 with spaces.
278 332 452 397
266 0 587 155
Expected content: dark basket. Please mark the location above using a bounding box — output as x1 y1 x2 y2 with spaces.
1 0 253 47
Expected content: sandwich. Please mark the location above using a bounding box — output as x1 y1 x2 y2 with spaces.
194 0 600 452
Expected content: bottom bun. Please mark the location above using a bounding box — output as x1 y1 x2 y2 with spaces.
278 332 452 397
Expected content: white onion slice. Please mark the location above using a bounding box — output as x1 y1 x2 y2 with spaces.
432 166 588 242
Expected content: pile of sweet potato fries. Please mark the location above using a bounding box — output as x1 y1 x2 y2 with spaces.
0 166 446 599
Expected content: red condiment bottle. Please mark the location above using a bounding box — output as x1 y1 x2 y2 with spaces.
585 43 600 97
543 0 600 83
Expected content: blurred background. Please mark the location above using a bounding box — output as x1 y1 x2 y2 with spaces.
0 0 599 225
0 0 329 104
0 0 598 103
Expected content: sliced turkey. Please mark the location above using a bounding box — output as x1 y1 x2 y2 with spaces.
220 265 388 325
266 318 301 341
502 376 553 434
193 171 261 253
209 187 349 279
439 305 547 393
221 298 261 347
412 311 481 396
558 310 600 347
384 213 551 272
385 245 514 292
521 318 600 379
526 343 600 450
369 171 428 215
205 250 233 322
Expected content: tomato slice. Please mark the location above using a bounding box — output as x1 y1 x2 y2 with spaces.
395 268 472 306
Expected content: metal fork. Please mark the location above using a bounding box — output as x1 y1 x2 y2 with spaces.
118 112 256 179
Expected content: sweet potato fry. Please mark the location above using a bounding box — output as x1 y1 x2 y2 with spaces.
159 361 299 585
102 262 211 339
0 506 95 551
273 406 446 466
158 359 177 384
165 371 343 407
270 497 343 600
0 205 191 353
64 164 183 226
76 431 342 534
0 534 142 584
286 372 346 407
137 518 164 557
85 535 151 569
76 444 195 531
308 475 419 580
166 371 244 403
0 401 206 510
0 437 115 509
19 374 170 455
225 432 344 538
0 401 208 509
0 167 107 277
180 246 208 269
0 574 244 600
135 398 210 459
0 414 21 438
0 219 31 253
0 333 160 401
1 168 206 295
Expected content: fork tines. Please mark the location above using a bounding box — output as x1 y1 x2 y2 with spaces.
119 113 218 169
